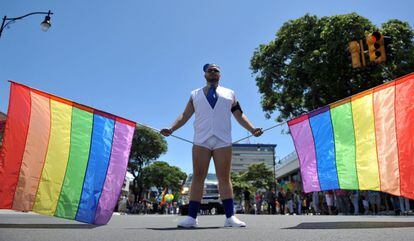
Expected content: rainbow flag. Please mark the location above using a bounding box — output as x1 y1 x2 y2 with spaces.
288 73 414 199
0 82 136 225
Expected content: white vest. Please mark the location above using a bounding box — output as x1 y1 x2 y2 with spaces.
191 85 235 144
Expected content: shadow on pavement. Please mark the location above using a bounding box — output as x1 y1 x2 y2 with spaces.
286 222 414 229
0 223 97 229
147 226 223 231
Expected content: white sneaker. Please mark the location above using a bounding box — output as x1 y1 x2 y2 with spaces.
224 216 246 227
177 216 198 228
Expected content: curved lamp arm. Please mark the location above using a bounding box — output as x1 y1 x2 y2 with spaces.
0 10 53 39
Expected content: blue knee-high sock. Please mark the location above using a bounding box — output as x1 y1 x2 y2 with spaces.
222 198 234 218
188 201 200 219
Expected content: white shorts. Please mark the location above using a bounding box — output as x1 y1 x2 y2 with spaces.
194 135 231 150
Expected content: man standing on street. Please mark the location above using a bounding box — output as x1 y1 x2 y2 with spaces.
161 63 263 228
266 188 276 214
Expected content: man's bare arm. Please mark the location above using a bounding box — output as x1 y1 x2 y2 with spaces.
160 98 194 136
232 103 262 137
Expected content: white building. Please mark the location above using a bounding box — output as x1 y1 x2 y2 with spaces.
275 151 302 186
231 144 276 174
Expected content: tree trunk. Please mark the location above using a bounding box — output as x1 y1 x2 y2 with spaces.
132 161 144 202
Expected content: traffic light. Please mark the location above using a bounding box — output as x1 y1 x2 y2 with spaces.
366 31 386 63
348 41 361 68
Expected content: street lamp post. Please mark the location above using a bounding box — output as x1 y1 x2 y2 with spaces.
0 10 53 39
272 144 277 189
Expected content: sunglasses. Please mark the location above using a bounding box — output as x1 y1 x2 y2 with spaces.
207 69 220 73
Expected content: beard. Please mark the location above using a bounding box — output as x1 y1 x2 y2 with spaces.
206 76 219 83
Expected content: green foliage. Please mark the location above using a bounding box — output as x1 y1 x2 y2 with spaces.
244 163 274 190
231 171 252 202
251 13 414 122
381 20 414 77
231 163 274 201
128 125 168 200
129 125 168 170
141 161 187 201
0 120 4 146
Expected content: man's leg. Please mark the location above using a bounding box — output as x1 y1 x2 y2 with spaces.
213 146 246 227
267 202 271 214
188 145 212 216
178 145 211 228
313 192 320 214
405 198 411 212
212 146 233 200
189 145 212 202
212 146 233 218
399 196 406 214
352 194 358 215
288 200 294 214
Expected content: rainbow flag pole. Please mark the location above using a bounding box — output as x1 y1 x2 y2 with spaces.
0 81 136 225
288 73 414 199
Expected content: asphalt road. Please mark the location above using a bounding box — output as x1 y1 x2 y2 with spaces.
1 210 414 241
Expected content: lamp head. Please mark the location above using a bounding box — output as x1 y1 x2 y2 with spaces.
40 15 51 32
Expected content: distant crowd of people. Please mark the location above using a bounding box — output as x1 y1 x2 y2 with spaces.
117 194 180 215
117 189 412 216
243 189 412 216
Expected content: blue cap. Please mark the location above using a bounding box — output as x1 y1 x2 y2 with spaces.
203 63 220 72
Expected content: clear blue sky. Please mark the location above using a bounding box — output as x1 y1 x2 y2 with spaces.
1 1 413 174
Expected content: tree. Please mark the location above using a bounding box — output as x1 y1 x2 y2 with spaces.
381 20 414 77
0 119 5 146
141 161 187 201
231 171 252 203
251 13 414 122
129 125 168 201
230 165 273 214
244 163 274 191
